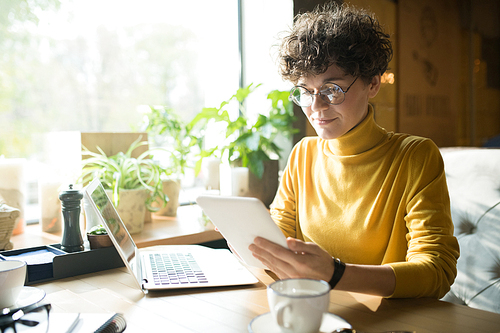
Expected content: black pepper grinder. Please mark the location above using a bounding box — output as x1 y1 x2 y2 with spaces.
59 184 84 252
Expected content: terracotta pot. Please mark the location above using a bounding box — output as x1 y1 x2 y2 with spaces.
87 233 113 249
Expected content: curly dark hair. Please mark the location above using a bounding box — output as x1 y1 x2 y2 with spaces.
277 2 393 84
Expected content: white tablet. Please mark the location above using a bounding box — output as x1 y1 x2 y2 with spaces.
196 195 289 269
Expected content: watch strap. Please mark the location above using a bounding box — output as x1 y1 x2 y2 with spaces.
328 257 346 289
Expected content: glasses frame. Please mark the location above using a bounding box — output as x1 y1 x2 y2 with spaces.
0 303 51 333
289 76 359 107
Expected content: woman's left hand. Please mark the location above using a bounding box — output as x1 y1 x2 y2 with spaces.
248 236 335 281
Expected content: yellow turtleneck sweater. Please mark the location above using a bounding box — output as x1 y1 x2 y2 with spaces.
270 106 459 298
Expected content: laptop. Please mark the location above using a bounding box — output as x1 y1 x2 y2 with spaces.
83 179 259 293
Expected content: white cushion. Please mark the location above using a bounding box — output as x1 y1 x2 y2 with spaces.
440 148 500 313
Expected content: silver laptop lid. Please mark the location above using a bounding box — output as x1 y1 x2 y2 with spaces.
84 178 259 292
84 178 144 291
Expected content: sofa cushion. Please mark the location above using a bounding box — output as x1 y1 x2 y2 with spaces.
440 148 500 313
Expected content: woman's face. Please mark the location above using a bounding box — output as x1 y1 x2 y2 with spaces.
297 65 381 140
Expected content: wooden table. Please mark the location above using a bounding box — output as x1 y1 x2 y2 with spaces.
11 205 223 249
33 259 500 333
10 206 500 332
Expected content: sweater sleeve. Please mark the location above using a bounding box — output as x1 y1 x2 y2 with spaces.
269 140 302 239
387 139 460 298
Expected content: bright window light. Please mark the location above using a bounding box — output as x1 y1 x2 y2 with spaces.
0 0 240 158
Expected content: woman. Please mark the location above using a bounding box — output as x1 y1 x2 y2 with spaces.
248 2 459 298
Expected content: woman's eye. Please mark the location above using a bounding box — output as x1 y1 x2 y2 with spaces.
323 85 341 95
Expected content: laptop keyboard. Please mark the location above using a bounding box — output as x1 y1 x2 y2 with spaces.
149 253 208 285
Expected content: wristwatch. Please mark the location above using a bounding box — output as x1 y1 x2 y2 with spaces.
328 257 346 289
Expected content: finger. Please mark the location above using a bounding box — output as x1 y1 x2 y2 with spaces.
249 241 297 277
254 237 296 261
249 241 287 266
251 237 331 279
286 238 325 256
252 237 307 273
252 238 335 281
253 236 283 249
251 250 292 279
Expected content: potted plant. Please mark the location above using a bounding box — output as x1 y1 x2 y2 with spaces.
190 83 298 206
141 105 203 216
142 105 202 177
78 136 169 233
87 224 112 249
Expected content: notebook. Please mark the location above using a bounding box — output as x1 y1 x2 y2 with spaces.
49 313 126 333
83 179 259 293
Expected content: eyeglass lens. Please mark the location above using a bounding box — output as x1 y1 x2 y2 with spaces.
290 83 345 107
1 306 50 333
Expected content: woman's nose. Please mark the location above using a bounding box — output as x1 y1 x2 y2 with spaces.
309 93 330 112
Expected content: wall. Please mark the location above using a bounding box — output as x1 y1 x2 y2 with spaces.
291 0 500 147
397 0 460 147
461 0 500 146
349 0 397 134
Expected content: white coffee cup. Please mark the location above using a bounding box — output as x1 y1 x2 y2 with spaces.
0 260 27 309
267 279 330 333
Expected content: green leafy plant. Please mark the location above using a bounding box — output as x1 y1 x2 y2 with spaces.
88 225 107 235
190 83 298 178
141 105 202 177
78 136 169 211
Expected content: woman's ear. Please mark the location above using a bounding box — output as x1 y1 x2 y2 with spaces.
368 74 382 98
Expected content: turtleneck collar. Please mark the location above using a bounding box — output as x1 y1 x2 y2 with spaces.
325 105 388 157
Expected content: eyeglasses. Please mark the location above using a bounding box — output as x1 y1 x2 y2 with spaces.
289 77 358 107
0 304 51 333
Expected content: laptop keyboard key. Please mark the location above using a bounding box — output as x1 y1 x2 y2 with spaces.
149 253 208 286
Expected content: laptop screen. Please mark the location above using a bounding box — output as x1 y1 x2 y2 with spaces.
87 181 137 265
84 179 259 291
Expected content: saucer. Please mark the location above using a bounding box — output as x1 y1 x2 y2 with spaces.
8 286 46 310
248 312 352 333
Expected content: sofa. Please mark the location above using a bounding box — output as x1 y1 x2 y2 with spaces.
440 148 500 313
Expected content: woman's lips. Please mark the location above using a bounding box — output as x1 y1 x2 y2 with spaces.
313 118 335 126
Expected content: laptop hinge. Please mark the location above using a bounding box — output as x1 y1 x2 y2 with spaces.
135 249 148 293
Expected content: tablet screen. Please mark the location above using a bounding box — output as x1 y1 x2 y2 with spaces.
196 195 288 269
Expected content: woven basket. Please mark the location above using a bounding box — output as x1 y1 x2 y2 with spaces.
0 203 20 251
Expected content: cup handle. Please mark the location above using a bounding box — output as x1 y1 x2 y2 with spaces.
275 302 292 329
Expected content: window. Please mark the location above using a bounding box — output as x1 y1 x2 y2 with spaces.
0 0 240 158
241 0 294 167
0 0 293 221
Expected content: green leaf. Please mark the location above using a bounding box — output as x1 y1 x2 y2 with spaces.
268 89 293 114
253 114 268 129
248 158 264 179
244 132 260 152
234 83 261 103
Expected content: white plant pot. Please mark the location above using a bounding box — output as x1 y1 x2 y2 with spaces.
219 160 279 207
202 157 220 190
154 179 181 217
106 188 148 234
219 165 249 197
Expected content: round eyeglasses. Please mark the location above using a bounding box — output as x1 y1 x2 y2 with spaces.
289 77 358 107
0 303 51 333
